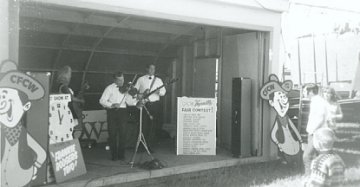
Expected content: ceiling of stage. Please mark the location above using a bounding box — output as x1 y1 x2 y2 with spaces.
18 2 251 109
19 2 250 74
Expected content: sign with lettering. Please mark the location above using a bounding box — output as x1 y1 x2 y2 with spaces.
49 139 86 183
49 94 75 144
177 97 217 155
73 110 108 143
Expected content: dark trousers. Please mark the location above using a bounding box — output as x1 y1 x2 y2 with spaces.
303 135 317 175
279 149 303 170
107 108 128 160
142 101 161 148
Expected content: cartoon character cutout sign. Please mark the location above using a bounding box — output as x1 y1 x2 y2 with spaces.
260 74 303 156
0 60 47 187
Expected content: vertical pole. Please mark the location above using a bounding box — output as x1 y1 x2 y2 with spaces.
0 0 19 185
336 54 339 82
324 38 329 85
217 28 223 147
312 36 317 83
171 59 177 124
297 39 302 85
181 47 187 96
0 0 19 63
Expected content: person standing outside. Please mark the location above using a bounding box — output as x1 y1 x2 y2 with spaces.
323 87 343 130
100 72 129 161
305 128 345 187
135 64 166 152
302 84 329 175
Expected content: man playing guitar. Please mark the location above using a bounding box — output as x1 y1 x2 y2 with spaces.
134 64 166 152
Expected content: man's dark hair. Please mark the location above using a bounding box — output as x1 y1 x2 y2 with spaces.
303 84 319 95
113 72 124 79
146 63 156 69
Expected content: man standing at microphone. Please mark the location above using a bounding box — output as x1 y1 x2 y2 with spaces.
100 72 129 161
135 64 166 152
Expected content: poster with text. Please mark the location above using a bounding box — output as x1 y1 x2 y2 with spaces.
49 139 86 183
177 97 217 155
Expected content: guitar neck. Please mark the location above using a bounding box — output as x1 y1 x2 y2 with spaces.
77 83 88 97
145 85 165 98
143 78 178 99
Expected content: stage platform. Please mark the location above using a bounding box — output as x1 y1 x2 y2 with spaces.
44 140 267 187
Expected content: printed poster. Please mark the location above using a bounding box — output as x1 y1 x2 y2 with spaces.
177 97 217 155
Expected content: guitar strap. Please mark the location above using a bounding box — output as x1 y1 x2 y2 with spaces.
149 76 156 91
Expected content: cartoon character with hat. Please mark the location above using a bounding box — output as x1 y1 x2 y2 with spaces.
260 74 303 160
0 60 47 187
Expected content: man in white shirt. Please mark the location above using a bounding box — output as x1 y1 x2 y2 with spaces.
135 64 166 152
99 72 130 161
302 83 328 174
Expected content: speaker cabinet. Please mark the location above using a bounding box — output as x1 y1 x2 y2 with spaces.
231 77 252 158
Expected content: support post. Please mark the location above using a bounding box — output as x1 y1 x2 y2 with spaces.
297 39 302 85
324 38 329 85
312 36 317 83
0 0 19 185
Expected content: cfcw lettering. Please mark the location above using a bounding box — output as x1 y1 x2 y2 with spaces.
10 75 39 93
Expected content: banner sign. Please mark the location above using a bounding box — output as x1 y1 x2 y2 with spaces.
73 110 108 143
49 139 86 183
177 97 217 155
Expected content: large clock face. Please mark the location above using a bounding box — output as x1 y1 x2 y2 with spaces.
49 98 75 144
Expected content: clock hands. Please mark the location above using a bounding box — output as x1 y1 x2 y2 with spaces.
58 110 64 125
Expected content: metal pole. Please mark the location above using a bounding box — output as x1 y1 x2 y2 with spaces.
336 54 339 82
297 39 302 85
312 36 318 83
324 38 329 85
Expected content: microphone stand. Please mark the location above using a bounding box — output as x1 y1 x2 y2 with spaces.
129 77 178 168
129 106 154 168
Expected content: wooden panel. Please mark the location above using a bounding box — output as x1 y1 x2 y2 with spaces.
25 72 50 186
221 32 261 152
193 58 217 97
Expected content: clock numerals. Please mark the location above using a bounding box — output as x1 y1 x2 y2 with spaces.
49 99 76 144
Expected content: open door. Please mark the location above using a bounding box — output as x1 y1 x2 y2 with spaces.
193 58 217 98
220 32 267 155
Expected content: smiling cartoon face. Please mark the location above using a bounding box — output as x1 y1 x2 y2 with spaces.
0 88 31 127
269 91 289 117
